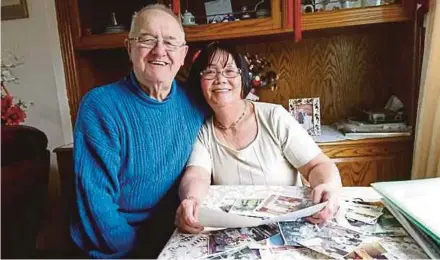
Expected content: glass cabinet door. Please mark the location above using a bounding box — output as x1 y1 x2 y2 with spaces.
168 0 283 42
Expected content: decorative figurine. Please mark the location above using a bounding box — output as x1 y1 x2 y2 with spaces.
181 10 196 25
104 12 126 34
240 6 251 19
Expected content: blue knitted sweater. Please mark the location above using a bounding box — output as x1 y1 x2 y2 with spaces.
71 72 204 258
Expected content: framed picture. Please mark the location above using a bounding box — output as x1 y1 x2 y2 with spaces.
1 0 29 21
288 97 321 136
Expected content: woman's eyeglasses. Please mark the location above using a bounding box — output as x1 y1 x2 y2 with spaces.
200 68 242 80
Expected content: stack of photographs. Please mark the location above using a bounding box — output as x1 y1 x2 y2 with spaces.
336 200 407 237
279 219 366 259
344 200 384 224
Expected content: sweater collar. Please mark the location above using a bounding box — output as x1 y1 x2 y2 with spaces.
127 71 177 105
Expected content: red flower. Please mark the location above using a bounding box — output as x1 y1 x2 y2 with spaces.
2 104 26 126
1 94 13 114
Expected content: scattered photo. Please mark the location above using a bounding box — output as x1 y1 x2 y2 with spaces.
278 220 309 246
208 229 254 254
240 223 280 242
344 201 384 224
207 246 260 260
374 208 407 236
279 220 365 258
270 246 328 259
158 232 209 259
379 236 429 259
301 236 361 259
229 198 264 216
256 194 312 216
218 197 237 213
267 234 285 247
346 241 389 259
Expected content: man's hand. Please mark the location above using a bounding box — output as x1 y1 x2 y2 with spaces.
175 197 204 234
306 183 340 224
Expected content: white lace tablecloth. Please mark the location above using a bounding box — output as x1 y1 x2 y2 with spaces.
158 186 429 259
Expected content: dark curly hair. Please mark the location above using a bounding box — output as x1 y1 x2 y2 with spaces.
185 42 251 114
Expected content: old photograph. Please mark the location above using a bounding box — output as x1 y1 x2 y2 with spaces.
256 194 307 216
229 198 264 216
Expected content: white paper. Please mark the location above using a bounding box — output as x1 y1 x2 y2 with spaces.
199 202 327 228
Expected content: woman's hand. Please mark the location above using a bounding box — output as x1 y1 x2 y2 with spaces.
306 183 340 224
175 197 204 234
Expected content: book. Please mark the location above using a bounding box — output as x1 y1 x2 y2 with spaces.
371 178 440 245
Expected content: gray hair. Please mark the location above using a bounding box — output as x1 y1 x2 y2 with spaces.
128 4 185 38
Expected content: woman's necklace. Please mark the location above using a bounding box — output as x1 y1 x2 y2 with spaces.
214 101 248 130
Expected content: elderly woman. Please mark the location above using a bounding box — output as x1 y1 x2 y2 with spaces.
175 42 342 234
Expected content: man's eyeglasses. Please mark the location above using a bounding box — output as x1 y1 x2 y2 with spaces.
200 68 242 80
128 35 186 52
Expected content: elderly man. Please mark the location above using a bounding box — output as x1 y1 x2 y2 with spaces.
71 4 205 258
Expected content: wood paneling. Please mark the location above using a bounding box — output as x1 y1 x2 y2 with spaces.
62 23 411 126
237 25 393 124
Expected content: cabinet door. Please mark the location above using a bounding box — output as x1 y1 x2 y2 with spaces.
334 154 411 186
320 139 413 186
179 0 283 42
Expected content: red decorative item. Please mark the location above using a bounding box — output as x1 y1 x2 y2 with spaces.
1 57 31 126
294 0 302 42
1 86 27 126
172 0 180 16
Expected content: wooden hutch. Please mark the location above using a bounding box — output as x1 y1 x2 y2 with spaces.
54 0 424 187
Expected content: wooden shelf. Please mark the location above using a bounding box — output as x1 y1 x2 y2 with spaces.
302 4 408 31
75 18 284 50
75 4 408 50
184 18 283 42
75 32 128 50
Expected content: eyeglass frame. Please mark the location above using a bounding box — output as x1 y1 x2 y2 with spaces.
127 35 187 52
200 68 242 80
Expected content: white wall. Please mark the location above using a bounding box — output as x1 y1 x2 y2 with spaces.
1 0 72 223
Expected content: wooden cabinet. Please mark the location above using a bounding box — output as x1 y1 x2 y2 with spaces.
320 138 412 186
59 0 414 51
54 0 421 188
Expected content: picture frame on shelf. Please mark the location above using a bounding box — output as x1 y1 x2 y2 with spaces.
289 97 321 136
1 0 28 21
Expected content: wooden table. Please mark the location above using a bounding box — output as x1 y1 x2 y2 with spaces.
158 186 429 259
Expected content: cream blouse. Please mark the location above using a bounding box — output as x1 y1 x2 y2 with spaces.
187 102 322 185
